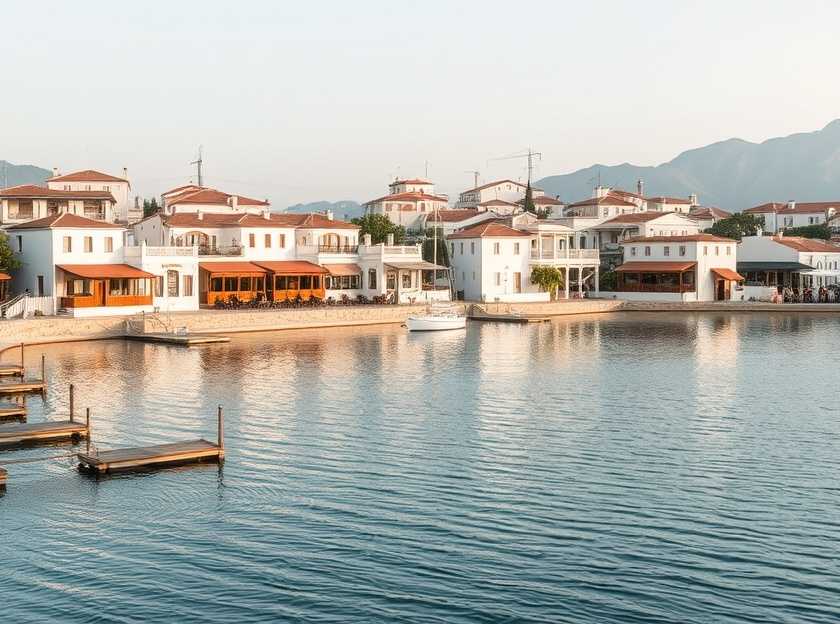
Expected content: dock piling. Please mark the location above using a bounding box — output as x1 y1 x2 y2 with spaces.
69 384 75 422
41 354 46 392
218 405 224 453
20 343 24 372
85 408 91 456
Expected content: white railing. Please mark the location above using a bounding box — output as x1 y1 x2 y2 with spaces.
2 294 55 319
384 245 422 255
529 249 600 260
145 246 197 257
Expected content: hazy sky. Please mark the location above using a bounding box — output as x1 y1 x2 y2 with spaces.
3 0 840 207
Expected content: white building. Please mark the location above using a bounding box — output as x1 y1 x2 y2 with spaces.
1 185 117 228
160 186 270 216
737 235 840 289
7 213 198 316
688 206 732 231
447 219 600 302
455 179 544 209
363 179 448 233
645 195 695 214
425 209 498 237
742 201 840 233
47 169 134 223
614 234 742 302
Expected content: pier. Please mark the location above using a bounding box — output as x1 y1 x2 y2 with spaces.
0 404 27 422
78 406 225 474
467 304 550 324
0 344 26 377
0 385 86 446
0 354 46 396
125 332 230 346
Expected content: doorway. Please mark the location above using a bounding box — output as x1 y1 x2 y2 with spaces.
715 279 729 301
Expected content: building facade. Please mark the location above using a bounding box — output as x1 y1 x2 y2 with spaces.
1 185 117 228
47 169 133 223
363 179 449 233
742 201 840 233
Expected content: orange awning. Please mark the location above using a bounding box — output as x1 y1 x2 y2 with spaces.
615 261 696 273
57 264 155 279
253 261 328 275
0 273 10 281
711 267 745 281
199 262 267 275
323 263 362 276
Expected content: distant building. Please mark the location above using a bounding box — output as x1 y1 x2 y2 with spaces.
455 179 545 209
688 206 732 230
742 201 839 233
160 185 270 216
0 184 117 228
363 178 448 233
47 169 133 223
737 234 840 290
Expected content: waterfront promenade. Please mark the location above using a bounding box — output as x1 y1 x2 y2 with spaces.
3 299 840 349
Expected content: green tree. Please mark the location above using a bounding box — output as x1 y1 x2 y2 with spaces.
523 181 536 214
0 231 21 273
530 265 565 300
704 213 764 240
599 270 618 291
351 213 406 244
143 197 160 218
778 224 831 239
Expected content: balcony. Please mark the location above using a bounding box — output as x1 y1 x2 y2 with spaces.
297 244 359 254
529 248 600 261
198 244 243 257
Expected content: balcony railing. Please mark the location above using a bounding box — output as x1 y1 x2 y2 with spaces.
198 244 243 256
298 244 359 254
618 284 696 293
529 248 600 260
145 246 198 257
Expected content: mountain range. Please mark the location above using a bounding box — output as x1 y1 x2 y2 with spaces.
283 200 364 220
535 119 840 211
0 161 52 187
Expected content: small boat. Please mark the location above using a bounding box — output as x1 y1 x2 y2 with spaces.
406 304 466 332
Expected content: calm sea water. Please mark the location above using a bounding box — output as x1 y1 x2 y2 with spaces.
2 312 840 623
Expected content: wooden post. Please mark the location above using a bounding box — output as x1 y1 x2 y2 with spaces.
217 405 224 451
69 384 75 422
41 354 46 392
86 408 91 456
19 342 24 374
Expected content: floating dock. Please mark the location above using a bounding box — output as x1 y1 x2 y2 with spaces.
125 333 230 346
78 406 225 474
0 354 46 395
0 467 6 489
0 343 26 377
0 420 88 446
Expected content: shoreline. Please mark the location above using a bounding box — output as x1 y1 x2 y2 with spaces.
2 299 839 351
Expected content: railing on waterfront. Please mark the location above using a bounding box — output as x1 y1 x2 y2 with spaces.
198 245 243 257
529 249 600 260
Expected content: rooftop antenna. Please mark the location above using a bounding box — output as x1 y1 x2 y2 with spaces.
190 146 204 187
464 170 480 189
488 148 542 186
424 160 430 179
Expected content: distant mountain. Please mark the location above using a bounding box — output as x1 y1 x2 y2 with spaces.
284 200 364 221
0 160 51 188
536 119 840 211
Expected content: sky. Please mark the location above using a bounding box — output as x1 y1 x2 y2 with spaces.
3 0 840 207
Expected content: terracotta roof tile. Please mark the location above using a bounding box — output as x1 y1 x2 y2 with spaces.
48 169 128 183
568 194 637 208
57 264 153 278
7 213 124 230
162 211 358 230
428 209 484 222
0 184 115 201
772 236 840 253
365 191 449 205
447 222 531 239
646 196 692 204
599 211 673 225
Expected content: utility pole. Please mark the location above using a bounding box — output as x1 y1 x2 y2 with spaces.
191 146 203 187
488 148 542 185
464 170 480 189
424 160 430 179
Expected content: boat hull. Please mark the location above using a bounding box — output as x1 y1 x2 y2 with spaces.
405 316 466 331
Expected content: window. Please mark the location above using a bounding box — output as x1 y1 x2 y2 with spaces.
167 270 179 297
644 246 651 256
630 247 637 256
726 246 731 256
368 269 377 289
460 243 464 254
84 236 93 253
450 243 455 255
104 237 113 252
704 246 708 256
265 234 271 247
494 272 501 286
402 272 411 288
493 242 500 255
278 234 285 248
461 272 465 281
104 185 110 192
472 272 476 281
470 242 475 255
664 246 670 257
184 275 193 297
514 242 520 255
679 245 686 257
155 276 163 297
715 246 719 256
249 233 256 248
37 275 44 297
224 277 237 291
63 236 72 253
16 236 22 252
580 237 586 249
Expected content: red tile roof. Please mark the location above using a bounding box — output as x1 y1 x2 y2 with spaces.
7 213 124 230
772 236 840 253
621 234 737 243
162 184 204 197
0 184 115 201
744 201 840 215
646 196 692 204
568 194 637 208
166 188 269 207
599 211 673 225
710 268 745 281
689 206 732 220
616 261 697 272
392 178 432 185
48 169 128 183
428 209 483 223
447 222 531 239
57 264 154 279
162 211 358 229
517 196 563 206
365 191 449 205
477 199 519 207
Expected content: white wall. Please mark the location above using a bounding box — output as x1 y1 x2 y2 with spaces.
449 235 535 301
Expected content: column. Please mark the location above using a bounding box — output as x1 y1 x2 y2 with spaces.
595 265 600 296
578 267 583 297
564 268 570 299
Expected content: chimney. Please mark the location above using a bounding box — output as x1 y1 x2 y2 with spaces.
363 233 372 247
262 208 271 220
123 167 128 180
637 179 644 197
326 210 334 221
689 193 698 206
787 200 796 211
231 195 239 211
197 210 203 221
386 233 395 246
52 167 59 178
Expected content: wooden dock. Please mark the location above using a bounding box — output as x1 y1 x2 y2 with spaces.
78 406 225 474
125 333 230 346
0 343 26 377
0 420 88 446
0 354 46 396
0 467 6 489
0 405 27 422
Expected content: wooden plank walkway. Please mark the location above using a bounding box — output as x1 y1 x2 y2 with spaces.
0 381 46 395
0 405 27 422
125 333 230 346
0 365 24 377
0 420 88 445
78 439 223 473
